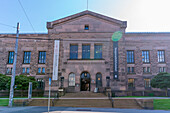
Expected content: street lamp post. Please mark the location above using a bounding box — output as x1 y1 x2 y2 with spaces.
8 22 20 107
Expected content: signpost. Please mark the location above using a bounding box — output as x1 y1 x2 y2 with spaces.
28 82 32 99
112 31 123 80
48 78 51 113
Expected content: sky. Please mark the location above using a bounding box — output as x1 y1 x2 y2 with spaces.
0 0 170 33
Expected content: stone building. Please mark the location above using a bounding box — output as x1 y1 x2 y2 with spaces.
0 10 170 96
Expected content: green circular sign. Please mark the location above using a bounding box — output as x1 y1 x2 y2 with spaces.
111 31 123 42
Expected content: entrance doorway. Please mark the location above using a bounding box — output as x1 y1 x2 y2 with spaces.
81 72 90 91
96 73 102 88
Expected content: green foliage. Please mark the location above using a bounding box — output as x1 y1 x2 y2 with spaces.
151 72 170 89
0 74 38 90
15 75 38 90
0 74 10 90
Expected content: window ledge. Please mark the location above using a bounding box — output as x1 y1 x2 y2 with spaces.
36 73 46 75
67 59 105 64
127 72 136 75
143 72 152 74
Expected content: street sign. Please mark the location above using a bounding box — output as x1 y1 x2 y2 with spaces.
49 78 51 86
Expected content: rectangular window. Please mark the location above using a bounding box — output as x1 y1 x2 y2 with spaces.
142 51 150 63
38 51 46 64
147 67 150 73
159 67 166 72
163 67 166 72
143 67 146 73
158 50 165 63
37 79 44 89
42 67 45 73
8 51 14 64
94 45 102 59
26 68 30 74
128 78 135 88
22 68 25 73
6 68 12 74
131 67 135 73
23 52 31 64
70 45 78 59
127 51 134 63
127 67 130 73
144 79 151 88
38 68 41 73
82 45 90 59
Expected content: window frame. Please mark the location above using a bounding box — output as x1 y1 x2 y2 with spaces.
142 50 150 63
68 73 76 86
128 78 135 89
82 44 90 59
8 51 14 64
94 44 102 59
144 78 151 88
38 51 46 64
23 51 31 64
157 50 165 63
70 44 78 60
127 50 135 64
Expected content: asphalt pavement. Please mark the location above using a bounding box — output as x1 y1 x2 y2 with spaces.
0 106 169 113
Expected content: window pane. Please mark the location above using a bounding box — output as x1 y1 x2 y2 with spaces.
69 73 75 86
127 51 134 63
82 45 90 59
70 45 78 59
39 52 46 63
22 68 25 73
37 79 44 89
132 67 134 73
147 67 150 73
38 68 41 73
128 79 135 88
42 67 45 73
127 67 130 73
8 52 14 64
23 52 31 64
158 50 165 62
26 68 30 74
144 79 151 88
7 68 10 74
94 45 102 59
163 67 166 72
142 51 150 63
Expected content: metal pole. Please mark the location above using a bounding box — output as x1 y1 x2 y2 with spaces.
8 22 20 107
48 78 51 113
87 0 88 10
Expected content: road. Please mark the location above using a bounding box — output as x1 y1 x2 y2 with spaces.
0 106 169 113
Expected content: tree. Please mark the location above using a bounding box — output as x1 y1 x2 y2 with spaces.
151 72 170 96
0 74 10 90
0 74 38 90
15 75 38 90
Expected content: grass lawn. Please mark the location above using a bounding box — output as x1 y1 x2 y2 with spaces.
154 99 170 110
0 99 9 106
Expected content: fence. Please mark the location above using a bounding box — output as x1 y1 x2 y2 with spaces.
0 90 44 97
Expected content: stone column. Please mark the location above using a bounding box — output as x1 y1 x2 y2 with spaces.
91 43 94 59
78 43 82 59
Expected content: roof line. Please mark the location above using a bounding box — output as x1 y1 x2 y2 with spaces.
126 32 170 34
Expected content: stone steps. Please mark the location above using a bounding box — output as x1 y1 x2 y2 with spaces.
113 99 143 109
27 99 112 108
62 92 107 98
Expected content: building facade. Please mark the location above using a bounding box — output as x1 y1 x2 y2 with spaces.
0 11 170 96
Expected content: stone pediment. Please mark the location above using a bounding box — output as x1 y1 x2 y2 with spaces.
47 10 127 33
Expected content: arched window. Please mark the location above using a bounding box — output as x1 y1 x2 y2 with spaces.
69 73 75 86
